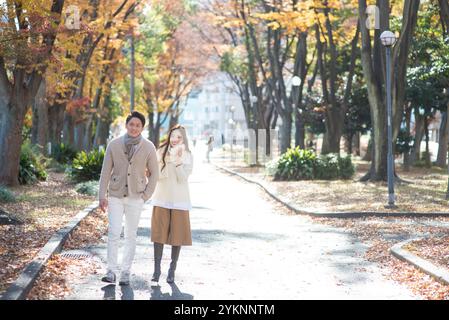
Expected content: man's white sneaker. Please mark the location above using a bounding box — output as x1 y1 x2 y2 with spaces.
101 270 116 283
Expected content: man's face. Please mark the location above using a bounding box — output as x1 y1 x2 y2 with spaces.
126 117 143 137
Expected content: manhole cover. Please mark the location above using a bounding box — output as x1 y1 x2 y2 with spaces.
60 250 94 259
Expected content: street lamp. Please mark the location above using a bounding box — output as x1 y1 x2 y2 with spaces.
291 75 303 148
292 75 301 87
229 106 236 161
380 30 397 208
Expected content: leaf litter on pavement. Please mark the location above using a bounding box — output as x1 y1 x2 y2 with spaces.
0 172 95 295
27 208 108 299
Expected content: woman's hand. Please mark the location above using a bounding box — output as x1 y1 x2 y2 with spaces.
176 144 184 157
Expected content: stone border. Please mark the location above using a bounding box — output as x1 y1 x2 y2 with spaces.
212 162 449 218
0 201 98 300
391 238 449 285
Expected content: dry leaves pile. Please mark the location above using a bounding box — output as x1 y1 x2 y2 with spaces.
64 208 108 250
405 236 449 270
0 172 95 295
27 208 108 299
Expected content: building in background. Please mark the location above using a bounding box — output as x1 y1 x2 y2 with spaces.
179 72 247 146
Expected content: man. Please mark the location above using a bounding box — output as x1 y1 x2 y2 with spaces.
98 111 159 285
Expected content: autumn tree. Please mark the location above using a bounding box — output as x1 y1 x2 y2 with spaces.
358 0 420 181
136 0 214 146
0 0 65 186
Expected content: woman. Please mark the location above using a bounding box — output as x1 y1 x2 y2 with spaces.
150 124 193 284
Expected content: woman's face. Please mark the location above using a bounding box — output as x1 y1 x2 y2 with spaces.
126 117 144 137
170 129 183 147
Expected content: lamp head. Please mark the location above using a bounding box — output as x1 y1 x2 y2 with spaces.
292 76 301 87
250 95 258 103
380 30 396 47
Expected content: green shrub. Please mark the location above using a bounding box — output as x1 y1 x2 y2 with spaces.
69 149 105 182
19 141 49 185
0 186 16 203
315 153 340 180
52 143 78 165
75 180 99 196
273 148 355 181
337 155 355 179
274 146 316 180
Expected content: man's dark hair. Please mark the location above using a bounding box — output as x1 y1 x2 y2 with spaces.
126 111 146 127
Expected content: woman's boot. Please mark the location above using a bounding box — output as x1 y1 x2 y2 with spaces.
167 246 181 283
152 242 164 282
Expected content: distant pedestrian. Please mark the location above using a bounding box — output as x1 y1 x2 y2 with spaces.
206 136 214 163
150 124 193 284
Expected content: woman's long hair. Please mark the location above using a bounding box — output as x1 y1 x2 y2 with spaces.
159 124 191 172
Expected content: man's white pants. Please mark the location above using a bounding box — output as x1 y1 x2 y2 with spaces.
107 196 144 274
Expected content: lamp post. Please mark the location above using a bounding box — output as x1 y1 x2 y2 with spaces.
229 105 236 161
291 75 302 148
380 30 397 208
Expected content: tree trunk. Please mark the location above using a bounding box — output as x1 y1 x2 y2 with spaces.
0 0 65 186
295 109 305 149
169 110 179 129
48 102 65 146
391 0 420 141
63 112 75 146
411 110 425 164
279 111 292 153
354 132 361 156
436 110 449 168
0 98 25 186
362 134 373 161
424 116 431 167
94 115 110 147
403 104 412 171
321 108 344 154
31 80 48 151
83 116 93 151
439 0 449 35
148 111 156 145
74 122 86 151
345 134 354 155
358 0 419 181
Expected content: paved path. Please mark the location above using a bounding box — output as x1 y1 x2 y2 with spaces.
66 147 418 300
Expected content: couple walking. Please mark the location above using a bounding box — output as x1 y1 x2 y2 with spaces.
98 111 193 286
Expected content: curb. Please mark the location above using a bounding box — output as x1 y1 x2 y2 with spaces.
0 201 99 300
391 238 449 285
212 162 449 218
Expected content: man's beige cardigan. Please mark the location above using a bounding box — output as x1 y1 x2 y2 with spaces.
99 135 159 202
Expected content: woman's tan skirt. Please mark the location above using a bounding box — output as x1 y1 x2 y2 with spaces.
151 206 192 246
